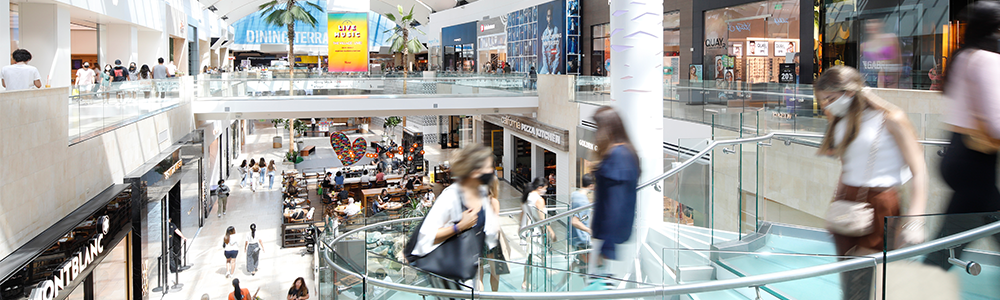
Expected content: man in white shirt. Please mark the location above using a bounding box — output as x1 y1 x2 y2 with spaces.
75 62 96 94
166 60 177 77
360 170 371 187
1 49 42 91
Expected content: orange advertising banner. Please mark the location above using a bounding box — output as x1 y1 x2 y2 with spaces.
328 12 368 72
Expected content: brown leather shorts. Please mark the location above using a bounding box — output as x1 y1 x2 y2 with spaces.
831 184 901 255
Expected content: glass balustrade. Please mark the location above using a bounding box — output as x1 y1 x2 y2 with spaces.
883 212 1000 299
195 76 534 99
68 78 187 144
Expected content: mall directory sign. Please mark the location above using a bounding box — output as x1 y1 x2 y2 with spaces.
328 12 369 72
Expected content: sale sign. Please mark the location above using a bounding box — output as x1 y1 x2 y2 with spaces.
328 12 369 72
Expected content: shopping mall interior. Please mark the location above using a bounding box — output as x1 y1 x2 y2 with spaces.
0 0 998 299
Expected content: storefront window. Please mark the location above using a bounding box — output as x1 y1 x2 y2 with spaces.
664 11 682 85
93 239 129 300
819 0 950 90
590 23 610 76
704 0 801 83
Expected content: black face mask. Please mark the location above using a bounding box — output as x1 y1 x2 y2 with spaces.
477 172 495 185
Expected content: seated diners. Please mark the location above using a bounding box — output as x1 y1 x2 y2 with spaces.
333 197 362 219
360 170 371 187
284 207 314 223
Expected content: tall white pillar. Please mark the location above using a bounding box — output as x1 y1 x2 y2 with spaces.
609 0 664 278
531 144 544 181
138 30 165 68
0 0 10 72
105 24 138 66
503 130 513 180
20 3 70 87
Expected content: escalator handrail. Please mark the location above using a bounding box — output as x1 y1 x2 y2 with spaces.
321 213 1000 299
518 132 949 237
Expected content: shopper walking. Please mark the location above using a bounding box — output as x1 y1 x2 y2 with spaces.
153 58 168 98
245 224 264 275
815 66 927 300
138 64 152 98
589 106 641 280
100 64 112 100
75 62 96 94
268 160 277 190
520 177 555 290
1 49 42 91
408 144 500 291
128 62 139 81
287 277 309 300
923 1 1000 272
480 177 507 292
569 173 595 272
258 158 267 186
218 180 231 217
228 278 251 300
223 226 239 278
239 160 249 188
250 164 261 193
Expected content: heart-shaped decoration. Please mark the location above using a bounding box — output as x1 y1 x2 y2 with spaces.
330 132 368 166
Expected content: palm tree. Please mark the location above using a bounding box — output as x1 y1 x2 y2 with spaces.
258 0 322 152
384 5 427 92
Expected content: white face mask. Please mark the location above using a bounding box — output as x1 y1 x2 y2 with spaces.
825 93 853 117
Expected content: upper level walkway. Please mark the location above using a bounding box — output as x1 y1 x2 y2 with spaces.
191 76 539 120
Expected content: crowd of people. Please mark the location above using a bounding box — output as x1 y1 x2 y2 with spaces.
70 57 179 99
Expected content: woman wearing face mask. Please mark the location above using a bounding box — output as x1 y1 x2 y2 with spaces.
816 66 927 300
409 144 499 291
100 64 113 100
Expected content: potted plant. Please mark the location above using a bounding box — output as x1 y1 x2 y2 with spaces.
271 119 286 148
384 116 402 141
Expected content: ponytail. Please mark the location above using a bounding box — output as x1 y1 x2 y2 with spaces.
232 279 243 300
521 178 548 204
250 223 257 239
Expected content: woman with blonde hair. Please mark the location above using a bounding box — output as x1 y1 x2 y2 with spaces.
409 144 500 291
267 160 277 190
815 66 927 299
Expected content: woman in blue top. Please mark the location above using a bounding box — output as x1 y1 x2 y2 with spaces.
588 106 641 279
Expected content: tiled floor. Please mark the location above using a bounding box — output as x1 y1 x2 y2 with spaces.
160 124 313 300
160 121 535 300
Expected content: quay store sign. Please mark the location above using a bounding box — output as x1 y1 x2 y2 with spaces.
486 114 569 151
30 216 110 300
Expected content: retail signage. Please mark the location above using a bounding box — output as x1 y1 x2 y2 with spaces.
728 22 752 33
327 12 369 72
231 0 328 49
29 216 110 300
484 114 569 151
747 40 769 56
162 160 184 180
503 0 577 74
705 38 725 49
481 24 496 32
779 63 796 83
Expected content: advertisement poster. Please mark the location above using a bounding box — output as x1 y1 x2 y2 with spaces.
689 64 702 81
327 12 368 72
231 0 327 53
774 41 795 57
537 0 566 74
748 40 769 56
732 43 743 58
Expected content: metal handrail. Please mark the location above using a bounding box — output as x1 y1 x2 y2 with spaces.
519 132 949 236
321 213 1000 299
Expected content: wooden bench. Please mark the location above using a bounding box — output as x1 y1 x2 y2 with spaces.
300 145 316 156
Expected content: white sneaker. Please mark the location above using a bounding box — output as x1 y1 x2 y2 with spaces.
218 214 221 217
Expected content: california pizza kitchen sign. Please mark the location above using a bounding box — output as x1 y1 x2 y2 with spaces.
485 114 570 151
30 216 111 300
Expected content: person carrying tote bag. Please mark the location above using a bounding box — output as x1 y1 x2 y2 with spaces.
405 145 499 295
814 66 927 300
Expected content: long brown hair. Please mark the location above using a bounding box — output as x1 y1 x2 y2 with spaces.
290 277 308 296
593 106 640 174
224 226 235 245
815 66 899 157
267 160 276 172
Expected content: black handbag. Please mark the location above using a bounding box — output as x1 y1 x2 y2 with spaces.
403 191 485 280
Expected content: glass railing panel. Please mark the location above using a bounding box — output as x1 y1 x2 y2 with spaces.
367 249 476 299
483 257 657 295
323 248 367 299
884 213 1000 299
68 78 186 143
664 248 878 300
197 76 534 99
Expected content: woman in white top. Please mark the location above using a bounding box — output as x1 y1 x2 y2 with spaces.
411 145 499 289
923 1 1000 272
223 226 239 278
519 177 556 291
250 165 261 192
816 66 927 299
245 224 264 276
239 160 248 188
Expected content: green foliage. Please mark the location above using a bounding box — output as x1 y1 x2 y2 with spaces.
384 116 402 130
285 150 300 163
292 119 309 136
382 5 426 71
271 119 286 129
258 0 324 29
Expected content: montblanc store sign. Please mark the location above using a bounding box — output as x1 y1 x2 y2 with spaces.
29 216 110 300
485 114 569 151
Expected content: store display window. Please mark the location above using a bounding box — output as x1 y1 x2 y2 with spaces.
590 23 610 76
703 0 801 83
819 0 951 90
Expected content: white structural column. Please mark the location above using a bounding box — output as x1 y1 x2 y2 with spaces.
0 0 9 75
20 3 70 87
502 130 514 181
138 30 166 67
609 0 665 279
105 24 138 66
